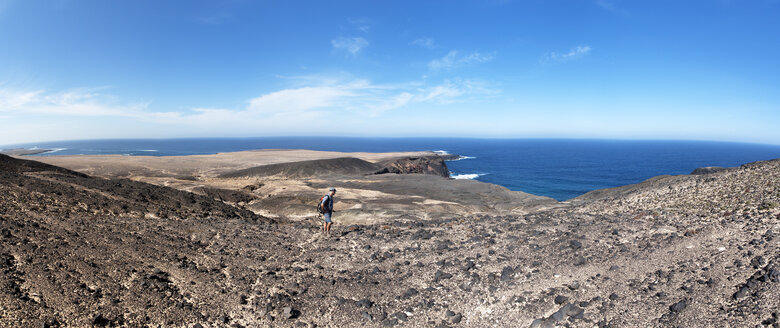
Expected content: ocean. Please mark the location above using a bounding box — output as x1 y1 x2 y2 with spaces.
3 137 780 201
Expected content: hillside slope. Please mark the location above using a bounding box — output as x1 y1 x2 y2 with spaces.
1 154 778 327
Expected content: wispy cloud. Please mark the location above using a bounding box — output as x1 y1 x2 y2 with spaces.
412 38 436 49
595 0 629 16
331 37 369 56
0 88 168 118
0 89 41 110
239 77 483 116
543 45 592 63
0 75 497 129
348 18 372 33
428 50 494 71
247 85 354 114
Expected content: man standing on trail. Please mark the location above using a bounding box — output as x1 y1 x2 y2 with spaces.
321 187 336 234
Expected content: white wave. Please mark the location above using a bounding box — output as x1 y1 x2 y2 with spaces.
432 150 450 155
448 155 476 161
42 148 67 154
451 173 487 180
137 149 158 152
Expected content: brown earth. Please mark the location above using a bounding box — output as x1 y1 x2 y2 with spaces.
1 152 779 327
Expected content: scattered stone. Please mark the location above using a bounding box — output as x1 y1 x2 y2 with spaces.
574 255 587 266
434 270 453 282
356 299 374 308
403 288 419 299
669 300 687 313
733 286 749 299
751 256 766 269
282 307 299 319
92 314 111 327
463 260 475 272
570 240 582 250
554 295 569 305
500 266 514 282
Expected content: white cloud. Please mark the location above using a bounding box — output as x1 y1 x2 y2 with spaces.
412 38 436 49
238 77 485 117
248 86 354 113
0 88 179 119
331 37 369 55
415 83 462 103
159 76 493 125
0 76 489 124
0 75 500 144
0 89 41 110
428 50 494 71
543 45 592 63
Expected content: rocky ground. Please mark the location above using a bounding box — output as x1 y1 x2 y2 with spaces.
1 153 779 327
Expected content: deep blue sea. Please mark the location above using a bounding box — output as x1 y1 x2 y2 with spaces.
4 137 780 201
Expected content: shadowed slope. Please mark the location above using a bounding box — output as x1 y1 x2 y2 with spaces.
219 157 382 179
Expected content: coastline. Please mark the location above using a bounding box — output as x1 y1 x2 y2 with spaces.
13 146 767 210
7 138 780 202
1 150 779 327
22 148 559 222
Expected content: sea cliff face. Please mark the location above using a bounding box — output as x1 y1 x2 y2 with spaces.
374 156 450 177
1 153 778 327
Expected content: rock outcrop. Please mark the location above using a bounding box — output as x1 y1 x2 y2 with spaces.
690 166 732 175
374 155 450 177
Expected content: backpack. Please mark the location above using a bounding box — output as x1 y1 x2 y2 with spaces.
316 195 328 214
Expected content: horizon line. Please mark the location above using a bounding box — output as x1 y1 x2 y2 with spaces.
3 136 780 149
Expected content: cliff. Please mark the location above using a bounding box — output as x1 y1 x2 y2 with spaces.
373 155 450 177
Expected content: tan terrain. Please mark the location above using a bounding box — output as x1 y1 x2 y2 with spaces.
32 150 559 223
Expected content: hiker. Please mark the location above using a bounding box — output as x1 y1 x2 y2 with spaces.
320 187 336 234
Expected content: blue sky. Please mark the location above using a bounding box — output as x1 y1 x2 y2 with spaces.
1 0 779 145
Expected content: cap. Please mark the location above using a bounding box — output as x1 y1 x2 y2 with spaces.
329 187 337 192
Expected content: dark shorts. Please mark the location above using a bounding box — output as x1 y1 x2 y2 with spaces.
323 212 332 223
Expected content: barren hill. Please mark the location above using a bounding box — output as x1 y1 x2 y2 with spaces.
1 154 778 327
220 157 382 179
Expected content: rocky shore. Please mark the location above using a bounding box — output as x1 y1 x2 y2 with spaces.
1 152 778 327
